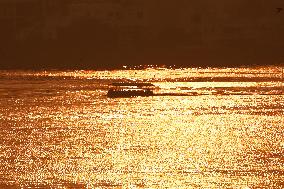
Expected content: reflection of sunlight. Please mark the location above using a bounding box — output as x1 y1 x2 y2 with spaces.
0 67 283 188
2 66 282 82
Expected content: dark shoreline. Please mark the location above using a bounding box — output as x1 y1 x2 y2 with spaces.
0 63 283 72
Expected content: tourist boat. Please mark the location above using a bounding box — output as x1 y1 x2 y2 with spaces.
107 82 155 98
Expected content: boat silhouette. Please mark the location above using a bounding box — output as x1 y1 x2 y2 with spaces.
107 82 155 98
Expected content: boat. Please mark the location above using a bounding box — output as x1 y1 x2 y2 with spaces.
107 82 155 98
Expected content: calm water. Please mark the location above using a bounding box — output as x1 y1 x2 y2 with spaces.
0 67 283 188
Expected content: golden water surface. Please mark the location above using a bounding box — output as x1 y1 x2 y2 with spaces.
0 67 283 188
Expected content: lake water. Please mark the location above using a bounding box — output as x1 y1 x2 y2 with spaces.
0 66 283 188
